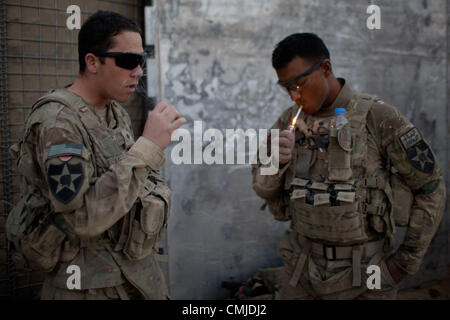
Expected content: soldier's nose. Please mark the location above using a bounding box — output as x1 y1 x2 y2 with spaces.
131 66 143 78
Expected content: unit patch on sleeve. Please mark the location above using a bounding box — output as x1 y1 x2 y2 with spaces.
47 144 85 204
47 161 84 204
399 128 435 174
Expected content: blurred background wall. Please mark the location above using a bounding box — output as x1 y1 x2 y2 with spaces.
0 0 448 299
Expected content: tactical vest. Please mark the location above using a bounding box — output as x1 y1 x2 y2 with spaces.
284 94 400 247
7 89 170 272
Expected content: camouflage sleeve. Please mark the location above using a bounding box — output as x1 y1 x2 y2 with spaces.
367 102 446 274
252 106 296 221
32 103 165 238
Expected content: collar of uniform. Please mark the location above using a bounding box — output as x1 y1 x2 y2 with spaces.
62 87 101 116
315 78 353 117
62 86 90 110
106 102 117 128
63 87 117 128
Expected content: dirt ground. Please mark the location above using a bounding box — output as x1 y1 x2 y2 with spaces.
396 265 450 300
234 264 450 300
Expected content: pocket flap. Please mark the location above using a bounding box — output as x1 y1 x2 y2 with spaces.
291 178 309 187
337 191 356 203
140 199 165 236
314 193 330 206
311 182 329 191
337 125 352 152
139 184 171 236
29 224 66 258
334 184 353 191
291 189 307 200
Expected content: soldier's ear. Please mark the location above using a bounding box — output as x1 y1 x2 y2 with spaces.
85 53 98 74
321 59 332 77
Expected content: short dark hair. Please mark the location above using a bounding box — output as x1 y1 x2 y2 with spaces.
78 10 142 73
272 33 330 70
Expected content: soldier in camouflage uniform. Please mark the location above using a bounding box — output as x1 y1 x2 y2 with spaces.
7 11 186 299
252 33 446 299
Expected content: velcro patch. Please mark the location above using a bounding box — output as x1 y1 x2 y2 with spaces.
291 178 309 187
47 159 84 204
399 128 421 150
291 189 307 200
406 141 435 174
336 191 356 203
314 193 330 207
48 143 83 157
310 182 329 191
399 128 435 174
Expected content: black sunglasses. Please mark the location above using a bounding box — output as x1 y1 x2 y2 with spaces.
93 51 146 70
278 59 324 92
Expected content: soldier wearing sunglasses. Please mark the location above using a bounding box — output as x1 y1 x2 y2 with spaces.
8 11 186 300
252 33 445 299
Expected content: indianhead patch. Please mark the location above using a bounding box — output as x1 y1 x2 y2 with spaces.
47 160 84 204
399 128 435 173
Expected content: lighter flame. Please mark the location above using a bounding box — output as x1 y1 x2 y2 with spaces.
290 105 303 130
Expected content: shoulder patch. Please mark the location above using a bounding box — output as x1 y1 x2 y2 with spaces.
399 128 421 150
47 159 84 204
48 143 83 157
399 128 435 174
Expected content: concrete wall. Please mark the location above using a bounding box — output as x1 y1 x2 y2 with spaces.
156 0 449 299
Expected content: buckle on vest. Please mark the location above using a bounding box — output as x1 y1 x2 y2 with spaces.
323 245 337 261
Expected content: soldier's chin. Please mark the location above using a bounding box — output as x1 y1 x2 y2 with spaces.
115 93 132 103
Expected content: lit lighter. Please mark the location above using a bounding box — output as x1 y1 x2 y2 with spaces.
288 106 303 132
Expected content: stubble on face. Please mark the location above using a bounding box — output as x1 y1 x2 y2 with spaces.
97 31 144 103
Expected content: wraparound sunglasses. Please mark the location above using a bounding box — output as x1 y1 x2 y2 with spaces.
93 51 146 70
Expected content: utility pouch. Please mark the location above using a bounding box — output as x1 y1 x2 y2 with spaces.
124 179 171 261
290 192 366 244
6 189 66 272
328 124 353 182
21 223 66 272
289 178 366 244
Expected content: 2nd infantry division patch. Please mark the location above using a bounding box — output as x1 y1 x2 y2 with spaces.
47 160 84 204
399 127 435 173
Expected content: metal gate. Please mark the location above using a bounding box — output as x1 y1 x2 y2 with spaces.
0 0 146 299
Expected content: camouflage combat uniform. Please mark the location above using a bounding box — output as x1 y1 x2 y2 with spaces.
252 79 446 299
10 88 171 300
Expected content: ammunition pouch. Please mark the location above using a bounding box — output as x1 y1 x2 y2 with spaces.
123 179 171 261
360 175 390 234
289 178 368 244
6 187 66 272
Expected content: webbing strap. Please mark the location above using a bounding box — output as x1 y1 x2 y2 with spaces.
352 245 363 287
115 284 130 300
288 241 311 288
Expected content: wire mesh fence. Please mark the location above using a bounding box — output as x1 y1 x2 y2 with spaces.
0 0 146 299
